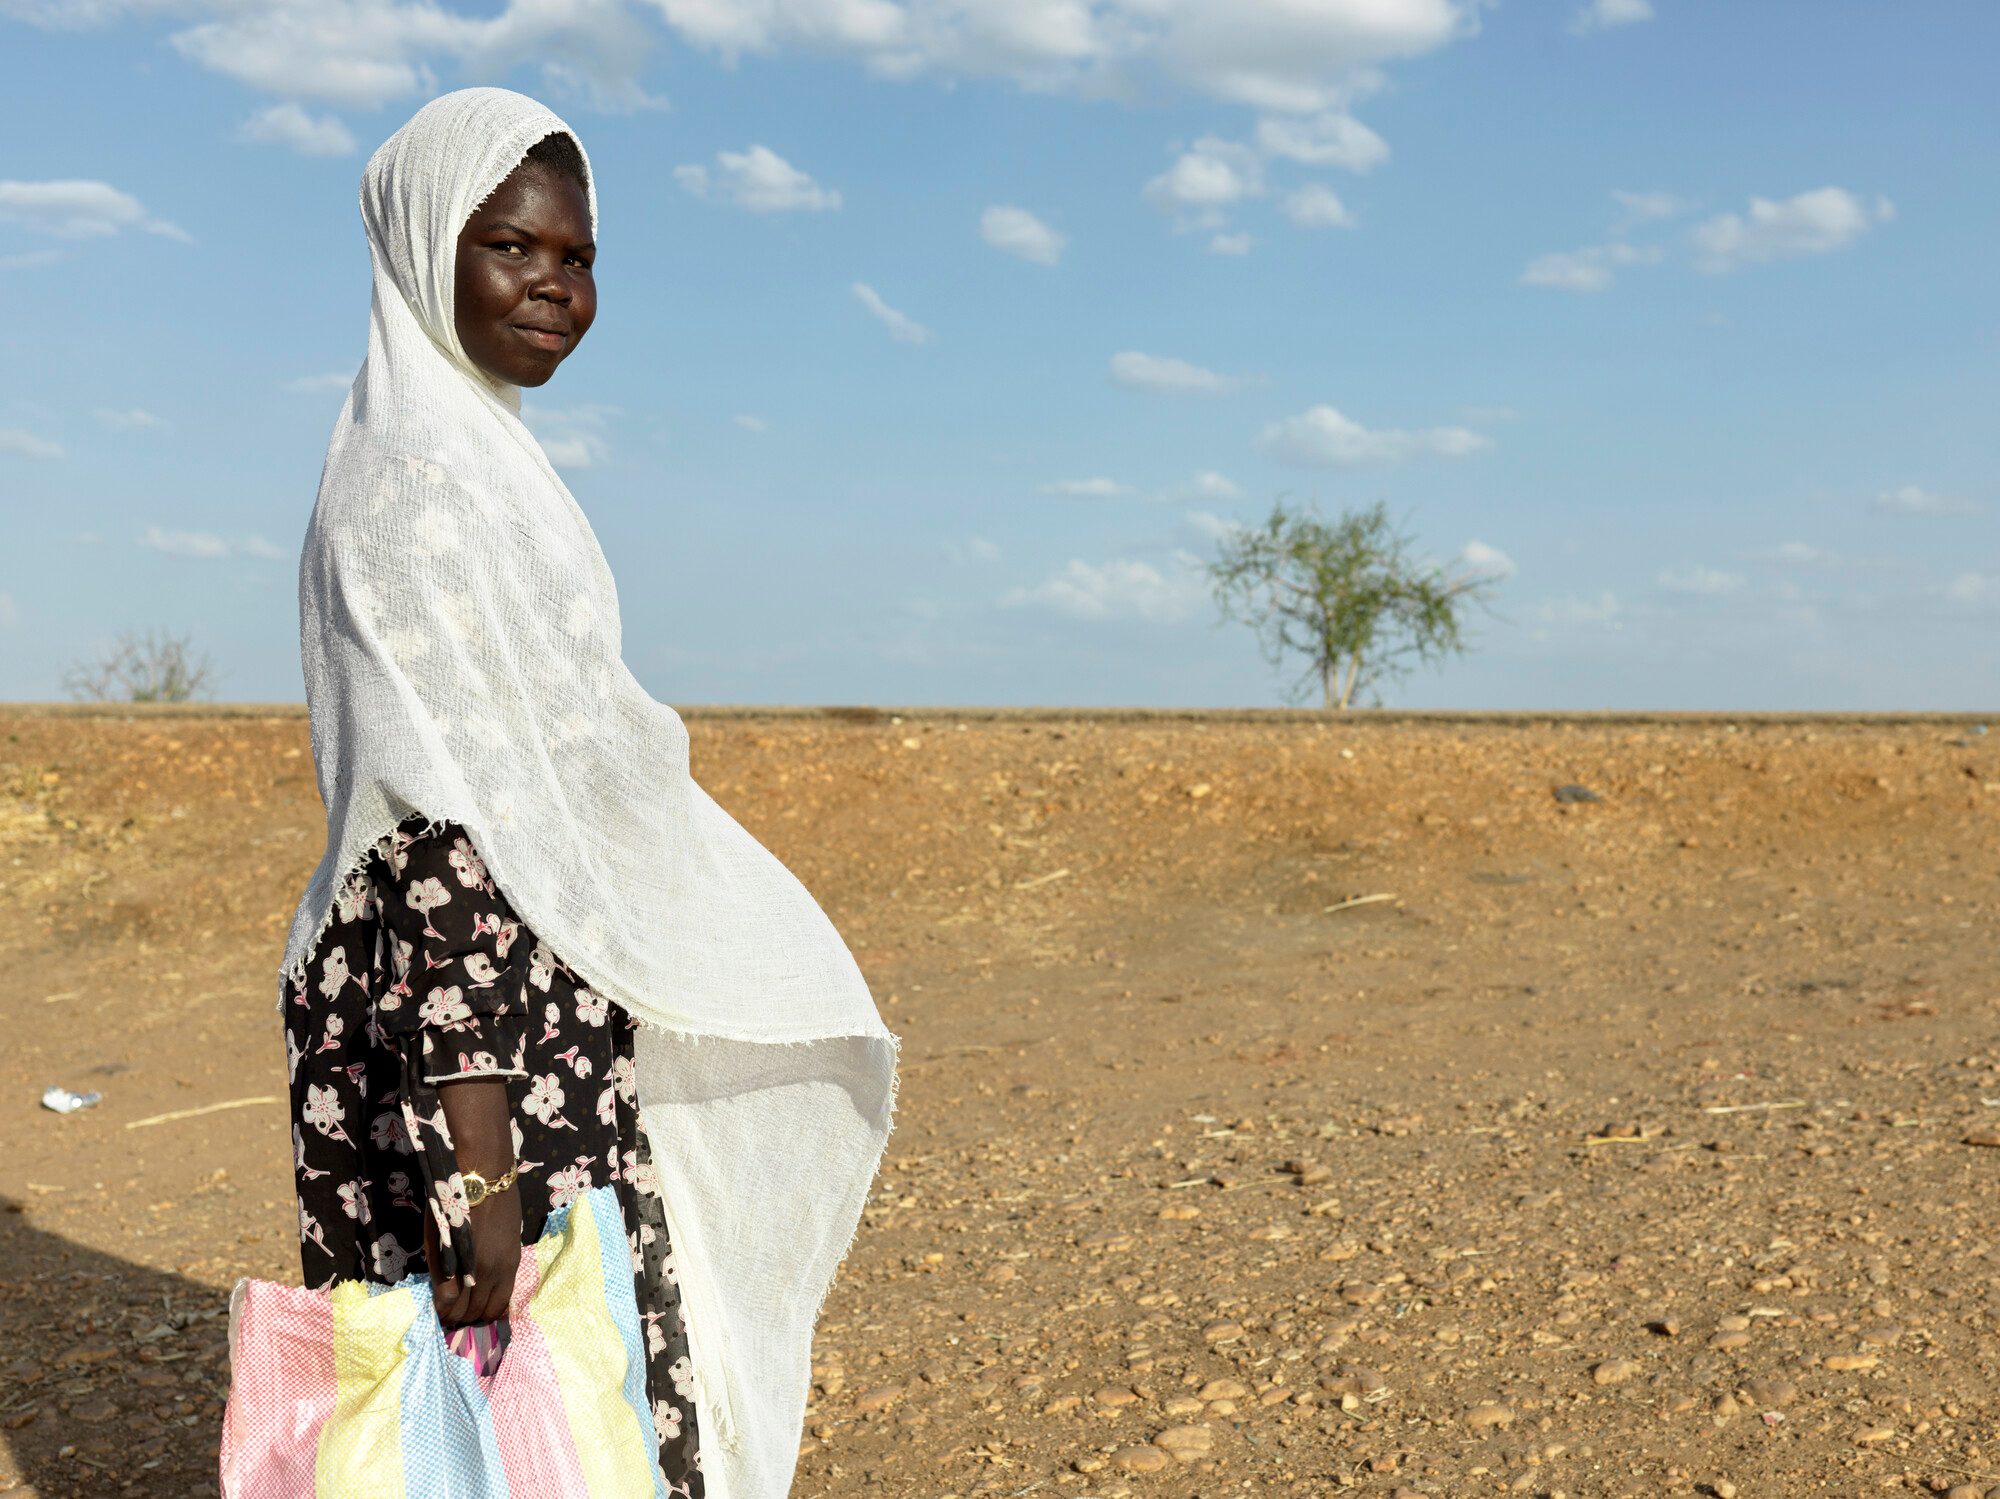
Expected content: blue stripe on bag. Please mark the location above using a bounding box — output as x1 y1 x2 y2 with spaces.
591 1187 672 1499
395 1283 510 1499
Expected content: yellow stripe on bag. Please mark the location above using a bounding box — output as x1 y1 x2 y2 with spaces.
530 1194 661 1495
319 1280 419 1499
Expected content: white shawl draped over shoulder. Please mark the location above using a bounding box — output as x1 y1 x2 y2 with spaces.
280 86 900 1499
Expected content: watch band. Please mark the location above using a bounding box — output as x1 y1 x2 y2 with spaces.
460 1165 519 1208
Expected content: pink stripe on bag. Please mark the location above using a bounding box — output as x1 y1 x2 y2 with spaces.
220 1283 337 1499
479 1248 592 1494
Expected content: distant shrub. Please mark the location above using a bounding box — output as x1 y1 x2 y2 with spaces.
63 629 217 703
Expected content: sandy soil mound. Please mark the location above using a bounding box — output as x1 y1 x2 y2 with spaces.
2 704 1996 1498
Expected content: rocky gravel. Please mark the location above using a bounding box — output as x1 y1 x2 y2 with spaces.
1 704 1996 1497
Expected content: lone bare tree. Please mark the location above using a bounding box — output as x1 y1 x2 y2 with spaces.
63 629 217 703
1205 499 1505 710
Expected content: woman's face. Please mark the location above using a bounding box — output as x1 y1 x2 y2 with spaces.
453 158 595 388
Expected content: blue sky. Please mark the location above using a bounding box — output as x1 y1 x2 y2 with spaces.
1 0 1994 709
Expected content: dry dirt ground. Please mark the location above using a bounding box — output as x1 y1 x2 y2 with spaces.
3 704 1999 1499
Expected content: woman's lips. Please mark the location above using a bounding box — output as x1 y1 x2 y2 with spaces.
511 324 568 351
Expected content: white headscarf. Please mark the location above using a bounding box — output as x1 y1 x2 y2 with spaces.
282 86 900 1499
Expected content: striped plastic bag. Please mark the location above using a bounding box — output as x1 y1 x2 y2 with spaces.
221 1184 668 1497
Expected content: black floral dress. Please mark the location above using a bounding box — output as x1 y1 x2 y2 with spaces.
283 812 703 1496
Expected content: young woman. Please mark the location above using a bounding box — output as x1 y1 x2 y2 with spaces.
281 88 900 1499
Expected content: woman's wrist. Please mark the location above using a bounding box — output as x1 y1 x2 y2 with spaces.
436 1075 516 1178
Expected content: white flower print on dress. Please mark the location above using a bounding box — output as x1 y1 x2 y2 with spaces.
299 1202 330 1257
596 1083 618 1127
462 951 503 987
337 1178 374 1224
373 827 414 875
315 1013 345 1053
667 1355 695 1400
610 1053 637 1104
387 932 415 987
653 1399 683 1442
546 1160 593 1208
446 836 488 890
527 942 555 993
294 1124 329 1181
573 987 609 1027
418 985 472 1027
286 1029 306 1082
369 1234 410 1281
626 1153 662 1200
435 1174 470 1228
334 871 378 923
524 1072 569 1127
370 1109 413 1155
404 875 451 937
318 947 351 1000
304 1082 351 1143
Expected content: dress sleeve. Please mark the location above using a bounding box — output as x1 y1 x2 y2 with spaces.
373 818 530 1084
372 816 535 1289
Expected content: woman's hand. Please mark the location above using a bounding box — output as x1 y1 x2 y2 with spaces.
426 1076 523 1328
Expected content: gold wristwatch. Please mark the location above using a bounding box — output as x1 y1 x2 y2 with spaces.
460 1166 519 1208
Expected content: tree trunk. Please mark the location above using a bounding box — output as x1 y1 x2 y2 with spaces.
1338 655 1361 709
1322 659 1338 711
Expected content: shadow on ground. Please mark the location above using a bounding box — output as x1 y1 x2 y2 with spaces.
0 1196 230 1499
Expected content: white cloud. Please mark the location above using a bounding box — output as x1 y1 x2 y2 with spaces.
96 407 167 429
0 248 67 271
1000 550 1208 623
1257 404 1490 468
143 526 232 559
1873 484 1980 516
1459 539 1514 581
733 413 769 432
240 101 357 155
1570 0 1653 33
1144 135 1263 228
1109 350 1235 395
0 178 188 241
1519 241 1661 293
980 204 1065 265
23 1 1476 139
1611 188 1690 227
287 370 355 394
1161 470 1244 503
643 0 1475 118
1657 566 1745 595
943 535 1001 564
1254 110 1388 172
1944 572 1997 607
158 0 658 110
674 145 841 212
0 427 64 459
1208 231 1252 256
1532 590 1622 629
1281 182 1355 229
1039 477 1133 498
1749 540 1840 568
851 281 932 344
137 527 285 563
1690 187 1892 274
523 403 617 468
1184 508 1244 542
